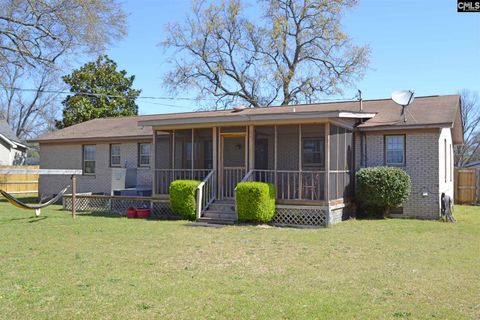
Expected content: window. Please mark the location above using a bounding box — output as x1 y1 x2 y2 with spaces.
83 145 96 174
444 139 447 183
385 135 405 165
110 144 121 167
138 143 151 167
450 144 453 182
302 138 324 167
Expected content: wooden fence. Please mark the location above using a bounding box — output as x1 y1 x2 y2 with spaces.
0 165 39 194
454 168 479 205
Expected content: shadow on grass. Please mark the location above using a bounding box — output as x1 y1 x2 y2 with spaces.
1 216 47 224
0 196 39 204
76 212 124 219
76 211 184 222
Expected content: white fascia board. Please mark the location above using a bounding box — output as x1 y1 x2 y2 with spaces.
12 141 28 149
0 133 15 148
338 112 376 118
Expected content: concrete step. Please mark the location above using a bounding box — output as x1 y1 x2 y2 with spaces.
212 200 235 205
196 217 236 225
208 203 236 212
203 211 237 219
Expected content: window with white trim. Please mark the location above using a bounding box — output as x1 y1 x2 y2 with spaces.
138 143 150 167
83 145 96 174
385 135 405 165
110 144 121 167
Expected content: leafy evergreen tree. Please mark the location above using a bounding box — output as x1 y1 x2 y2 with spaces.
56 55 140 128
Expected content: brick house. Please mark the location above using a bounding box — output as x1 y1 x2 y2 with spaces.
30 95 463 225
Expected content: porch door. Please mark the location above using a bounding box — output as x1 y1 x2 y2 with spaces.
220 134 246 199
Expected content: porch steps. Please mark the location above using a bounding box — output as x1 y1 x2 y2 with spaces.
196 200 237 225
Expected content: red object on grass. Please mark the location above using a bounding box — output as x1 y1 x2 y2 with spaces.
127 207 137 218
136 208 151 219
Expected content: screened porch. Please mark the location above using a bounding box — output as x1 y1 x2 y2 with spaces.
153 122 353 204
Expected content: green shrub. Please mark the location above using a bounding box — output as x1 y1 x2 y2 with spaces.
236 182 276 223
356 166 411 218
169 180 200 220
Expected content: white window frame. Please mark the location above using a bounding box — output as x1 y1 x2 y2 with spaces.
83 145 96 175
110 144 121 167
138 143 150 167
385 135 405 166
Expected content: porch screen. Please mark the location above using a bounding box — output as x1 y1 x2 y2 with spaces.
277 125 299 170
329 125 353 200
301 124 326 200
193 128 213 169
254 126 275 183
155 131 173 194
174 129 192 170
276 125 299 199
155 131 172 169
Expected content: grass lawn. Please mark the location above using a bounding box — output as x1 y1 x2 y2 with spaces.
0 196 479 319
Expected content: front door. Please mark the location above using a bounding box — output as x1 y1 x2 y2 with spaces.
220 135 246 199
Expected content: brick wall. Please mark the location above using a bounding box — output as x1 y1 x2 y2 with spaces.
355 129 443 219
39 141 153 196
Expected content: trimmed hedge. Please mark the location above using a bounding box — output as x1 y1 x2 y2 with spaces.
356 166 411 218
236 182 276 223
169 180 200 220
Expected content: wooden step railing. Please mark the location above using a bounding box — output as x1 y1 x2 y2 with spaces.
196 170 216 219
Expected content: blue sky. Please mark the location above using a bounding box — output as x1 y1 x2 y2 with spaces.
97 0 480 115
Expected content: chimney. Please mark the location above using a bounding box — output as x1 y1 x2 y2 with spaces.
358 89 363 112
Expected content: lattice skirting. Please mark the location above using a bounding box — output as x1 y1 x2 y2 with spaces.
272 205 327 227
63 196 179 219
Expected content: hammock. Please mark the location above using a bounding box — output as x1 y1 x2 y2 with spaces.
0 186 70 216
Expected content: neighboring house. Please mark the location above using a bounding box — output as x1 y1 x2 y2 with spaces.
30 95 463 225
0 119 28 165
462 161 480 169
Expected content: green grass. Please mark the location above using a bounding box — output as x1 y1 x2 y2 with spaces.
0 196 479 319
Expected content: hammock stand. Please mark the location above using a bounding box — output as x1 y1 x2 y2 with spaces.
0 169 82 218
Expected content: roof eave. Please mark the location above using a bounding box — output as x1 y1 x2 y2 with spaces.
0 133 15 148
29 134 153 144
357 122 454 131
138 111 376 127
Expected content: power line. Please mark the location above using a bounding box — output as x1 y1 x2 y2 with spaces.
8 87 217 102
8 86 359 106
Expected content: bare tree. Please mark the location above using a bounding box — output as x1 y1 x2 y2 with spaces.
0 0 127 69
163 0 370 108
0 64 60 139
455 89 480 167
0 0 128 140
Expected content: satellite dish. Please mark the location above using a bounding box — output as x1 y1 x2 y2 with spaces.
392 90 415 123
392 90 415 106
233 105 247 112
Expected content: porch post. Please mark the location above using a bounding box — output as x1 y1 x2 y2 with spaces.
191 129 194 178
274 125 278 186
298 124 302 199
248 125 254 172
152 130 156 194
212 127 218 198
171 130 175 183
325 122 330 203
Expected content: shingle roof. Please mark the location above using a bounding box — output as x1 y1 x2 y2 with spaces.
0 119 22 144
29 94 462 143
29 116 155 143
